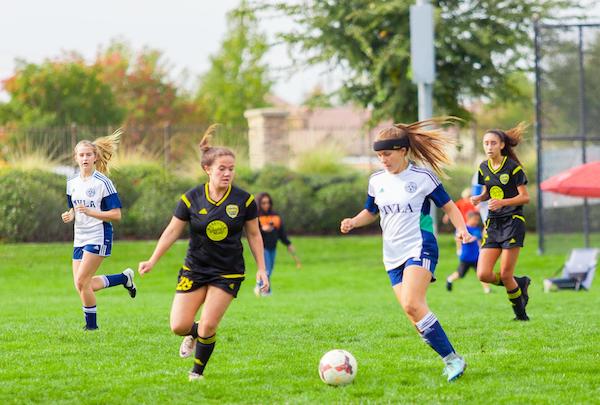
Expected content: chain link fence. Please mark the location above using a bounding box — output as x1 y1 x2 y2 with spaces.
535 21 600 254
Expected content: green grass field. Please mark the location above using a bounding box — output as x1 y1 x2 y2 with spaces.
1 235 599 404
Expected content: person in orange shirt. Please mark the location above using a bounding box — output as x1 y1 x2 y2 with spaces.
255 192 301 296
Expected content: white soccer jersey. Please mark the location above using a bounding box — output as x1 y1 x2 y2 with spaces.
365 163 451 271
66 170 121 247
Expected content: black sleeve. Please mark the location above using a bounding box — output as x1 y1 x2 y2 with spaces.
173 195 191 221
477 164 485 185
513 166 528 186
278 217 292 246
245 198 258 221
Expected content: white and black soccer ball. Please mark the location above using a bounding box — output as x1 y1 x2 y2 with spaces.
318 349 357 386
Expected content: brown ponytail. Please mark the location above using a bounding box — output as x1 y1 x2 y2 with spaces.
74 128 122 175
198 124 235 169
375 117 459 177
486 122 527 166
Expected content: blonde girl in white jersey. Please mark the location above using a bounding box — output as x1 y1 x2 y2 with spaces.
61 130 136 330
340 118 473 382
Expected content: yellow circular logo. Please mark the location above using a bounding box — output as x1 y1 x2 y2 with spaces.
206 220 228 241
499 173 509 185
489 186 504 200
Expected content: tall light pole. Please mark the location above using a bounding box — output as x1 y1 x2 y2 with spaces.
410 0 437 231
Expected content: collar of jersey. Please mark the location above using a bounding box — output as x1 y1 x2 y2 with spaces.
487 156 507 174
204 183 232 206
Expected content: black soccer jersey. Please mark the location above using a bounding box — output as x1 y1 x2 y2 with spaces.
174 183 258 275
478 156 528 219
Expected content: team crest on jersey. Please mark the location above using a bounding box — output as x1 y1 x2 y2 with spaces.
405 182 417 193
86 188 96 197
225 204 239 218
499 173 510 185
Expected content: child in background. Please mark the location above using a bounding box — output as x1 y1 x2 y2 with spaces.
446 211 491 294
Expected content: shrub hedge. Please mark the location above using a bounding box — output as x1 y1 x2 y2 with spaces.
0 163 538 242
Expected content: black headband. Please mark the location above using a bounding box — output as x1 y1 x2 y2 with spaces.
487 130 507 142
373 137 410 151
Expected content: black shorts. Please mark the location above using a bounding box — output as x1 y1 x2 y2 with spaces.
456 261 477 278
482 215 526 249
175 267 245 298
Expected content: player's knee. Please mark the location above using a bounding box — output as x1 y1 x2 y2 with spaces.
500 269 514 283
170 321 191 336
198 320 218 337
74 277 90 292
400 300 422 319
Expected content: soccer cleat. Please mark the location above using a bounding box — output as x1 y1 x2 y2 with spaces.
82 326 98 331
179 335 196 358
442 353 466 382
122 268 137 298
515 276 531 308
188 372 204 382
446 279 453 292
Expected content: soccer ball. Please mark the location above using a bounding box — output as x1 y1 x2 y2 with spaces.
318 349 357 386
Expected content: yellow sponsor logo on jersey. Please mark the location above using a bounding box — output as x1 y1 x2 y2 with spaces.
489 186 504 200
226 204 239 218
199 208 208 215
485 176 490 181
499 173 510 185
206 220 228 241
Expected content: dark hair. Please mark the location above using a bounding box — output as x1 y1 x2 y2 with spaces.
375 116 460 177
198 124 235 169
484 122 527 166
466 210 480 219
256 192 273 215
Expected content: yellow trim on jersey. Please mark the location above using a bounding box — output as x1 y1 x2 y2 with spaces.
512 215 526 223
181 194 191 208
512 165 523 175
182 265 191 271
245 194 255 207
478 167 484 176
204 183 232 206
488 156 507 174
197 335 216 344
221 274 245 279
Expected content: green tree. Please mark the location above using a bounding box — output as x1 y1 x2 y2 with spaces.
302 85 334 108
259 0 577 123
95 40 207 128
0 57 123 127
197 2 273 140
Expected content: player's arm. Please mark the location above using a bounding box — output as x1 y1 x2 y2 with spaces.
138 217 187 275
441 201 475 243
244 218 269 292
471 185 489 205
488 184 530 211
75 205 122 221
340 209 378 234
61 208 75 223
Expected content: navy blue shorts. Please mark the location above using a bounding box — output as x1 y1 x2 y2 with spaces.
73 243 112 260
387 256 437 286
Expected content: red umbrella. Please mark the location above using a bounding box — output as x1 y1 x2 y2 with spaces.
541 161 600 198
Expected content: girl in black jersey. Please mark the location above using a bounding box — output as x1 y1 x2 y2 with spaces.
138 125 269 381
471 123 531 321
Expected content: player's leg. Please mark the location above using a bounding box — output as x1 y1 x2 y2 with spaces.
394 265 465 381
446 262 466 291
189 286 235 378
74 252 105 329
477 248 502 285
171 287 207 358
500 248 529 321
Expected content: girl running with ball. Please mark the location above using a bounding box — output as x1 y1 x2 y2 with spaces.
61 129 136 331
340 118 472 382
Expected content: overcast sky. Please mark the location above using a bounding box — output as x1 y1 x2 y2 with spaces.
0 0 341 104
1 1 598 105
